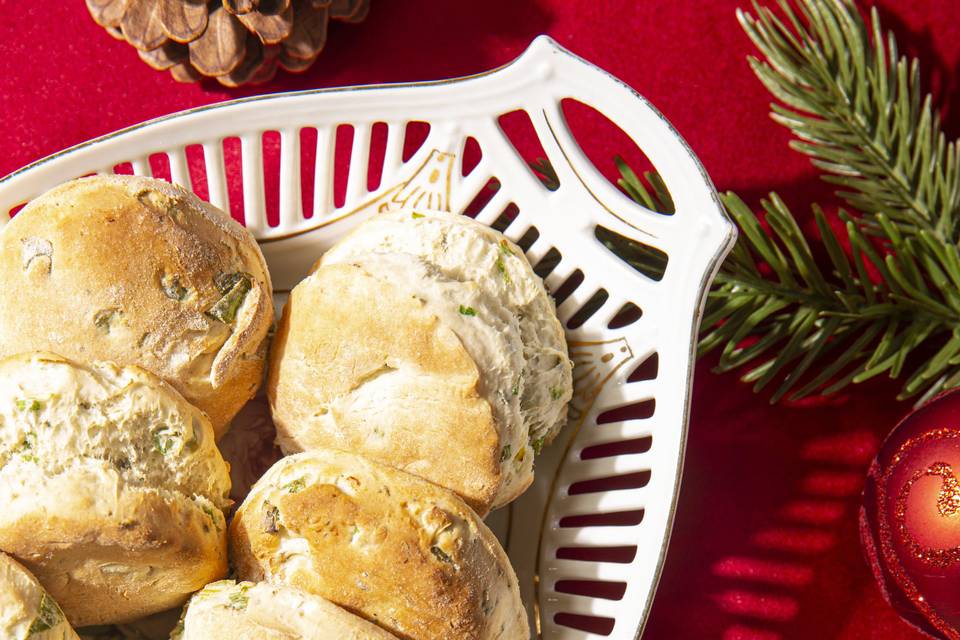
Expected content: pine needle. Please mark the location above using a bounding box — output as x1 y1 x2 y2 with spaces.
738 0 960 241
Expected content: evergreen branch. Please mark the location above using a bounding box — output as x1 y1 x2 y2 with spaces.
738 0 960 241
698 191 960 402
682 0 960 403
603 157 960 403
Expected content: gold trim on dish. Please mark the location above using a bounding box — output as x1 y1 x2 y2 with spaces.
541 109 659 242
259 149 456 244
532 336 637 637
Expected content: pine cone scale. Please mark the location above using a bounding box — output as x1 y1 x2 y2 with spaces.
281 1 326 60
237 4 294 45
279 49 315 71
86 0 132 28
121 0 168 51
189 6 247 76
248 55 280 84
138 40 189 70
157 0 209 43
218 33 267 87
170 61 201 82
223 0 259 15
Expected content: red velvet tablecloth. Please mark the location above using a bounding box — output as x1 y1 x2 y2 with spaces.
3 1 960 637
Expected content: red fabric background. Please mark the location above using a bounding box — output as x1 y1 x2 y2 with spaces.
3 1 960 638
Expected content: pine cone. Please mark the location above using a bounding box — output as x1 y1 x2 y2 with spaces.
86 0 369 86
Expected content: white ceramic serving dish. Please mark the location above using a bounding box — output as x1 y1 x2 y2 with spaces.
0 36 734 639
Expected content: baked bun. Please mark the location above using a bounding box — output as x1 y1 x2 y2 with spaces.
0 552 79 639
0 353 232 626
268 209 572 512
171 580 398 639
229 449 528 640
0 175 273 436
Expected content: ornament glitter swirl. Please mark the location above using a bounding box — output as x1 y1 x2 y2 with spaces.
862 394 960 639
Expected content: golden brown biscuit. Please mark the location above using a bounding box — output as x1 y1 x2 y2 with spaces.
230 449 529 640
0 175 273 436
269 209 572 514
171 580 399 639
0 353 232 626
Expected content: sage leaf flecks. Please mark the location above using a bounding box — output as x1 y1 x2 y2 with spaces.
430 545 453 564
495 257 512 284
153 427 176 455
27 593 64 635
284 478 306 494
15 399 42 413
161 274 189 301
94 309 120 334
206 273 252 324
227 584 251 611
530 436 545 455
214 271 248 294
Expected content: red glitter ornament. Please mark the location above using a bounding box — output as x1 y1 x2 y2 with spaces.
861 389 960 639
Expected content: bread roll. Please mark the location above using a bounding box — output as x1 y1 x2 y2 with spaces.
0 552 79 639
0 353 232 626
269 209 572 512
230 449 528 640
0 176 273 436
171 580 398 639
